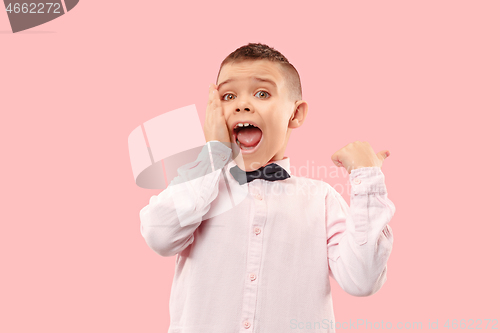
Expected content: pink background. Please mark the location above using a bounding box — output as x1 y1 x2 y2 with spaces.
1 1 499 332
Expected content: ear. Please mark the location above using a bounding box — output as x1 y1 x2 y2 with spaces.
289 100 309 129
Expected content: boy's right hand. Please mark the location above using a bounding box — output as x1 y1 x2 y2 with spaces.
203 83 232 150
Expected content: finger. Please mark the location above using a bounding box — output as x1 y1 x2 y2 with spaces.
332 160 343 167
207 84 214 105
331 148 346 162
212 87 219 98
377 150 390 161
213 88 221 106
330 152 344 167
209 85 219 109
212 88 223 115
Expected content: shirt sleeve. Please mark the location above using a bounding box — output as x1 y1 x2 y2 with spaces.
326 166 396 296
139 141 232 257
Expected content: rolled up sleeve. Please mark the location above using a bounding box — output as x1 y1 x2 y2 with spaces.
326 167 395 296
140 141 232 256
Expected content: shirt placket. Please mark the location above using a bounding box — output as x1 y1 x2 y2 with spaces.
240 182 266 332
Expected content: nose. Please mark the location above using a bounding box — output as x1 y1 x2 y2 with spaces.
236 106 251 112
235 95 252 113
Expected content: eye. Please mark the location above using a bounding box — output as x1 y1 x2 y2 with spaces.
222 91 270 101
222 93 235 101
255 91 270 99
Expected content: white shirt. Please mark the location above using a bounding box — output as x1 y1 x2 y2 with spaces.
140 141 396 332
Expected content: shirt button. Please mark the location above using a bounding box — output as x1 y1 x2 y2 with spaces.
254 227 261 235
254 193 262 200
353 177 361 185
243 320 251 329
220 154 227 161
249 273 256 281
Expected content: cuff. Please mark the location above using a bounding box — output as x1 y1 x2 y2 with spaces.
349 167 388 196
206 141 232 172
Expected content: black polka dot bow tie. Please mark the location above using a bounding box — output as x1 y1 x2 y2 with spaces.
229 163 291 185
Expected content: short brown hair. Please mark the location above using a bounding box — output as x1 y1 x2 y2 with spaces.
216 43 302 102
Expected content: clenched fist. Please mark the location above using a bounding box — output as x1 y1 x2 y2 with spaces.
203 83 232 149
331 141 390 174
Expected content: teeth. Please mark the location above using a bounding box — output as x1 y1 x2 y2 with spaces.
235 122 254 129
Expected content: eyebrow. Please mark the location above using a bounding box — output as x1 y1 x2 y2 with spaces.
217 77 277 90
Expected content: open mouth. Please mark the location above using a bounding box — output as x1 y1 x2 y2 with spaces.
233 123 263 152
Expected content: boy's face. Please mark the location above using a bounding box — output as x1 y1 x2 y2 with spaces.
216 59 307 171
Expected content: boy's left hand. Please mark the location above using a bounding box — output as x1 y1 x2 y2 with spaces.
331 141 390 174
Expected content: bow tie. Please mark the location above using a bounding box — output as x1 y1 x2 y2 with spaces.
229 163 291 185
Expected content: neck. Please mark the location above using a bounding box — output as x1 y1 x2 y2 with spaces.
264 156 287 166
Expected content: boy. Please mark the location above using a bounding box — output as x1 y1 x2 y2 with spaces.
140 43 395 332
